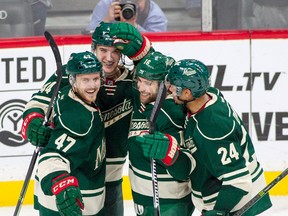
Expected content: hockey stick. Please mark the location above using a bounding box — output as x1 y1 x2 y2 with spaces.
43 31 63 126
13 31 62 216
233 167 288 216
148 81 167 216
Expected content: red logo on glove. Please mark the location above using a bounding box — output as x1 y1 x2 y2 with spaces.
52 176 79 195
162 134 180 166
21 112 44 139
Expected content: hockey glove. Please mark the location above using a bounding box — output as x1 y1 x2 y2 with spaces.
51 173 84 216
21 112 53 147
202 210 230 216
109 22 152 61
136 131 180 166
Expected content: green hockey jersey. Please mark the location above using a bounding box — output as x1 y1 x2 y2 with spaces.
35 86 106 215
128 90 194 208
184 87 272 215
96 66 133 185
23 65 133 186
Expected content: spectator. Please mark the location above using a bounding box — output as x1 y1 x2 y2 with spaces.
27 0 52 35
214 0 288 30
186 0 201 18
184 0 202 30
187 0 242 30
214 0 242 30
242 0 288 29
82 0 167 34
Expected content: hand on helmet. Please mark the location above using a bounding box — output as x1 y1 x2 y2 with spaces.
109 22 152 61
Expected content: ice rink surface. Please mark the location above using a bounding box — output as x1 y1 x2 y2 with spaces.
1 196 287 215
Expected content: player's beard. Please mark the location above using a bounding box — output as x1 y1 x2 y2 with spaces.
74 86 100 104
140 90 157 105
83 89 99 104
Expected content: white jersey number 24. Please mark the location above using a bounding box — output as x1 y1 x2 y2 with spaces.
217 143 239 165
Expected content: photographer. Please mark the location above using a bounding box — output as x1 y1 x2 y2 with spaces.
82 0 167 34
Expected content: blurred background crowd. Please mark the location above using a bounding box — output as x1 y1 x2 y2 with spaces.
0 0 288 38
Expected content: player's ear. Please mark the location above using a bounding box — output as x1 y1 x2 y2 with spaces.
184 88 193 98
69 75 77 88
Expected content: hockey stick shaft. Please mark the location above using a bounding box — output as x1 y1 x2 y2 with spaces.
149 81 167 216
233 167 288 216
13 147 41 216
151 159 160 216
13 31 62 216
43 31 63 126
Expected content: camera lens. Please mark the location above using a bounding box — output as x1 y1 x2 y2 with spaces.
122 4 135 20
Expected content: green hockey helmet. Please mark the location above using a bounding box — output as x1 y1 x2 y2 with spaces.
167 59 210 98
136 51 175 81
91 22 114 50
66 51 102 76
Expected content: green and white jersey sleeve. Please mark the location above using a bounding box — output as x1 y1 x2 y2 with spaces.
128 92 193 206
35 86 106 216
185 87 272 215
23 65 69 120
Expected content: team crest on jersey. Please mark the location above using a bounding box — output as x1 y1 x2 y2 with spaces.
129 120 149 130
94 138 106 170
102 99 133 127
185 136 196 152
128 119 149 137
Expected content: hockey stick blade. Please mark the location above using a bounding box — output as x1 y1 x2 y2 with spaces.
44 31 62 77
234 167 288 216
13 31 63 216
149 81 167 216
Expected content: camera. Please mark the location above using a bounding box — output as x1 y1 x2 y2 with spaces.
115 0 137 21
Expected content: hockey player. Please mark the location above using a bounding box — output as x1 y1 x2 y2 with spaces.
91 22 134 216
137 59 273 215
20 21 151 216
127 51 195 215
31 51 106 215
